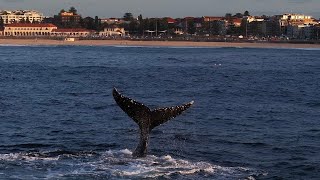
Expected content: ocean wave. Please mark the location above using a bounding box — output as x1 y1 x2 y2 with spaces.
0 149 260 179
0 44 28 47
0 44 67 48
99 149 215 178
294 48 320 51
107 45 231 49
0 152 60 161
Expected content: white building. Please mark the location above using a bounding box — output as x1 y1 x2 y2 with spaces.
174 29 184 35
0 10 45 24
100 18 124 25
281 14 312 21
51 28 94 37
99 27 125 36
246 16 265 23
3 23 57 36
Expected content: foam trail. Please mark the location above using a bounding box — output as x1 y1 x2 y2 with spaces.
0 150 262 179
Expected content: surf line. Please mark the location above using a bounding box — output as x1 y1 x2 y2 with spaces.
113 87 194 157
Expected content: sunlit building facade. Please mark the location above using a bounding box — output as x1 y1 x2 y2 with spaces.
3 23 57 36
0 10 45 24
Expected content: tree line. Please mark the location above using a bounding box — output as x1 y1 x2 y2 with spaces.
43 7 254 36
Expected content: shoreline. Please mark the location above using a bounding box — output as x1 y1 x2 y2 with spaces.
0 39 320 49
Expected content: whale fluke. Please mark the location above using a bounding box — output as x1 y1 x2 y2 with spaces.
112 87 194 157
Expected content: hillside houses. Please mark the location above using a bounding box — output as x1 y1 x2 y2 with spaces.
0 8 319 40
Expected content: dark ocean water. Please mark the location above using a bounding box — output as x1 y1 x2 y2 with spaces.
0 45 319 179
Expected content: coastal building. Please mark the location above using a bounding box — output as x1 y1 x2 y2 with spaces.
276 13 318 34
246 16 265 23
166 17 176 24
58 11 81 24
224 17 242 35
2 23 57 36
51 28 94 37
202 16 224 22
202 19 227 35
245 16 283 37
99 26 125 36
194 18 203 28
216 20 227 35
287 24 314 39
230 18 242 27
180 17 202 34
0 10 45 24
261 20 281 37
53 11 81 27
247 21 264 36
174 29 184 35
100 18 124 25
280 14 312 21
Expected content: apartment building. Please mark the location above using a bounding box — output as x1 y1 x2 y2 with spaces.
0 10 45 24
281 14 312 21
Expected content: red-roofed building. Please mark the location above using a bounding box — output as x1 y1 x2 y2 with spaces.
166 17 176 24
203 16 224 22
231 18 243 27
51 28 95 37
3 23 57 36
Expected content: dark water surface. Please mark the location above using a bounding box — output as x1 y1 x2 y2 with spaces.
0 45 319 179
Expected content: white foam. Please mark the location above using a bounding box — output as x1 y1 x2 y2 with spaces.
0 153 59 161
95 149 252 178
0 150 257 179
295 48 320 51
109 45 224 49
160 154 173 161
0 44 27 47
119 148 132 155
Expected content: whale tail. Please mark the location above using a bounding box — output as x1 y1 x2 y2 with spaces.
112 87 194 157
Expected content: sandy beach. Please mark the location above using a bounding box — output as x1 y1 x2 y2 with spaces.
0 38 320 49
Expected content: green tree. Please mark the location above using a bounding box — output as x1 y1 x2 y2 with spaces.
244 11 250 16
185 19 195 34
69 7 77 14
94 16 102 30
129 21 138 34
235 13 243 18
59 9 66 14
158 18 169 32
137 14 144 35
81 17 95 29
225 13 232 20
138 14 143 22
123 12 134 21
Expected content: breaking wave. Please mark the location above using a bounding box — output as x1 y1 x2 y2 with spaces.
0 149 262 179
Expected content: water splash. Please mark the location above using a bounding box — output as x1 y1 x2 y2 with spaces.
0 149 260 179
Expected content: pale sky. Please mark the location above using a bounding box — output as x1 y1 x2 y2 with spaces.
0 0 319 18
